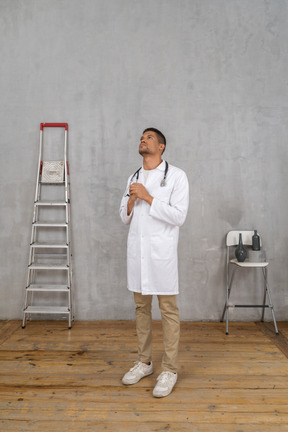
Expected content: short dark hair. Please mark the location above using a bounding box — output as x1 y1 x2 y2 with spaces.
143 127 166 153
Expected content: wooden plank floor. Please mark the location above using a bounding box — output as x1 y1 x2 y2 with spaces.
0 320 288 431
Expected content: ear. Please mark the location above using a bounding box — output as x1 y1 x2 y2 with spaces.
159 143 165 153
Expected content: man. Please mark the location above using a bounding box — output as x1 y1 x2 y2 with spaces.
119 128 189 397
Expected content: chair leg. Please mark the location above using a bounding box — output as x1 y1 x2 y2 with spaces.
225 307 229 335
220 302 227 323
221 267 236 335
261 270 267 322
221 282 231 323
220 302 229 334
262 268 279 335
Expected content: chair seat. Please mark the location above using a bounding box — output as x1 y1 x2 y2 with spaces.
230 258 268 268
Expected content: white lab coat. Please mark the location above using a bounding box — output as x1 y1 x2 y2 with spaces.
119 160 189 295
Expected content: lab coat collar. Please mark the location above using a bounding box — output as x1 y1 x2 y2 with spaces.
141 160 166 172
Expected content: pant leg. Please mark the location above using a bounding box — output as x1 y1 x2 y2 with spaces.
157 295 180 373
134 292 153 364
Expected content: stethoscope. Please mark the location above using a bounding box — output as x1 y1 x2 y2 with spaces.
125 161 169 197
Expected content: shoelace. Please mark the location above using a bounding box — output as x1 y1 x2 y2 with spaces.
157 371 173 384
130 361 144 372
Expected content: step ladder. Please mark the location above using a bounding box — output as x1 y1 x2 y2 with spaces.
22 123 73 329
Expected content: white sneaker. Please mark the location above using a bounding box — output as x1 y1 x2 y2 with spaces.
122 361 153 385
153 371 177 398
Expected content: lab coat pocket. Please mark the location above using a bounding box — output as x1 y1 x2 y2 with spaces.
154 186 173 204
151 235 174 260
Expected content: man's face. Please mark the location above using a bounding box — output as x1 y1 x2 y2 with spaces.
139 131 164 156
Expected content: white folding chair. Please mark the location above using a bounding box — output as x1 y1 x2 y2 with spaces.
221 230 279 335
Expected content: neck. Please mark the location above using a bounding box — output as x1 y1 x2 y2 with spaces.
142 156 163 170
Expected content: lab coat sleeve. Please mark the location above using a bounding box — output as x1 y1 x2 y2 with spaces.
119 177 134 225
149 170 189 227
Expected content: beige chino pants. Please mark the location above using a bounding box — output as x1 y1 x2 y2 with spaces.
133 292 180 373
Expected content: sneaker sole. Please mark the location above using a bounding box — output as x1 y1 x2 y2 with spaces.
122 370 154 386
153 389 173 398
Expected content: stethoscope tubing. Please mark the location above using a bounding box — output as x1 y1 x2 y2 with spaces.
125 161 169 197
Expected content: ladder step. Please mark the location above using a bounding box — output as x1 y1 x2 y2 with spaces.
31 242 68 248
40 181 65 184
35 201 68 206
29 263 69 270
23 306 70 314
33 222 67 227
27 284 69 292
33 254 68 260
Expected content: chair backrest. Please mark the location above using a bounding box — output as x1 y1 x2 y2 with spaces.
226 230 262 247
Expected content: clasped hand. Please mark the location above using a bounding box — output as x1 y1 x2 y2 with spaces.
129 183 149 201
127 183 153 215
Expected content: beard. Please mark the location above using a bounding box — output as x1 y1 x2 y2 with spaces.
139 147 150 155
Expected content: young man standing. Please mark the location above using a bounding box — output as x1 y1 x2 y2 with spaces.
119 128 189 397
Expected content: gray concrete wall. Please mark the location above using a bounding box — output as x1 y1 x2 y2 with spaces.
1 0 288 321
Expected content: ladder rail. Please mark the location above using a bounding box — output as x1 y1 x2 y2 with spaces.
34 129 43 203
64 128 69 205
